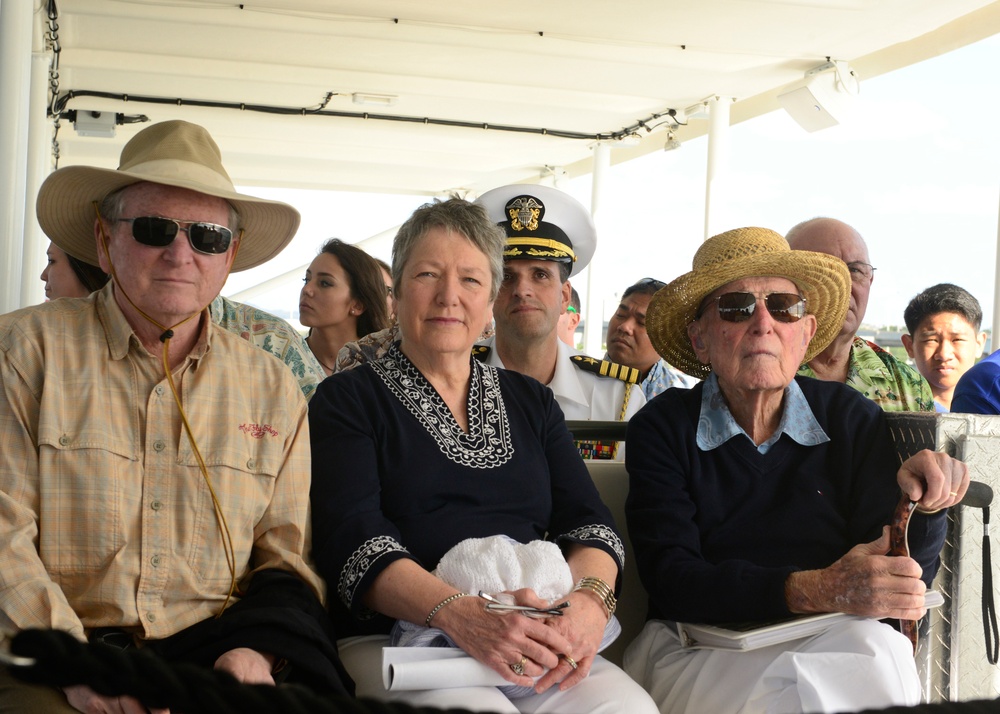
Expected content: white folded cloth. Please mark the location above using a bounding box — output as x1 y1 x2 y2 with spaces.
390 535 621 698
436 535 575 602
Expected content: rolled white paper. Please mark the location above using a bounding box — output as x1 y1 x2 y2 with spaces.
383 647 514 691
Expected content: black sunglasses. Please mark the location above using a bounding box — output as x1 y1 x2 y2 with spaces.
698 292 807 323
117 216 234 255
634 277 666 289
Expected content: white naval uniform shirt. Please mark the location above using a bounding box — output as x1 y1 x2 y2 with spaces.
477 336 646 421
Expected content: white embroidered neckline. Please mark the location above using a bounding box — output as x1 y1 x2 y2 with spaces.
371 344 514 469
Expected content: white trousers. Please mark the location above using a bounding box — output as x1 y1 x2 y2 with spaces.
624 619 921 714
339 635 659 714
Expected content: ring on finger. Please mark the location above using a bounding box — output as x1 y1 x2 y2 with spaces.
562 654 578 670
950 491 959 497
510 655 527 676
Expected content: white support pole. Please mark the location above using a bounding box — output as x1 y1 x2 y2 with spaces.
584 141 611 356
0 0 34 313
992 183 1000 353
703 96 732 241
21 51 51 308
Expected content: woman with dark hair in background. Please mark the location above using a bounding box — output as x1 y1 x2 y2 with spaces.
300 238 391 376
39 242 109 300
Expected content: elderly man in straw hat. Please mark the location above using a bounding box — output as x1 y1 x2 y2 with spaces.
0 121 351 712
622 227 968 713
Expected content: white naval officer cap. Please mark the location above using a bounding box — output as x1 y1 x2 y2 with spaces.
476 184 596 278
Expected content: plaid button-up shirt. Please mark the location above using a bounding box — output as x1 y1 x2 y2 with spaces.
0 284 322 641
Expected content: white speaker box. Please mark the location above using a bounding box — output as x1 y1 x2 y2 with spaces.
777 69 858 133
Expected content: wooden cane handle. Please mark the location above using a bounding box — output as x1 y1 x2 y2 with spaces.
888 493 918 653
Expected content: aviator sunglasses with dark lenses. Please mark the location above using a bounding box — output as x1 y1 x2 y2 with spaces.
117 216 234 255
699 292 807 323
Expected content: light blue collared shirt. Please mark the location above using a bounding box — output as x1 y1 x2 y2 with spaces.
696 373 830 454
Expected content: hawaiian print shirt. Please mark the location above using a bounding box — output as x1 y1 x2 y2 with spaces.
797 336 933 412
210 296 325 400
334 324 399 373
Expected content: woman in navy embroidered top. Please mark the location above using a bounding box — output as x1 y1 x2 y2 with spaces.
624 226 970 714
309 198 656 713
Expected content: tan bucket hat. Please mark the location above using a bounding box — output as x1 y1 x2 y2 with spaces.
646 226 851 379
35 120 299 272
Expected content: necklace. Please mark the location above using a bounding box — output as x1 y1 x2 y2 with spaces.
306 336 336 374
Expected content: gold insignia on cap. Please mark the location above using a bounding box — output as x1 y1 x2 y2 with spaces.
527 248 566 259
507 196 542 232
505 239 576 262
471 345 491 362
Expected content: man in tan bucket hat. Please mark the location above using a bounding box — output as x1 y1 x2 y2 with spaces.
0 121 351 711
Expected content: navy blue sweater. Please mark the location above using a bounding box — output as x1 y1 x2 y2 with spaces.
625 376 947 624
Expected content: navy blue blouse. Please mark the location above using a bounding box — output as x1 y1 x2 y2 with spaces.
309 343 623 637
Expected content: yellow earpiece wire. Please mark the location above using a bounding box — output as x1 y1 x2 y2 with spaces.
94 202 243 616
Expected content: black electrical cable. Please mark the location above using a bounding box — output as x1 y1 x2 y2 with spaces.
51 89 681 143
981 505 998 665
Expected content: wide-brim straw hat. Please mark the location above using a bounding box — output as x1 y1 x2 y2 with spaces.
36 120 300 272
646 226 851 379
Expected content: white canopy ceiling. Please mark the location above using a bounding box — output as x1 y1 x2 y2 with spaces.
40 0 1000 196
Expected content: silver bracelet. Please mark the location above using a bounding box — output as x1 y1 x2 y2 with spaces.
425 592 466 626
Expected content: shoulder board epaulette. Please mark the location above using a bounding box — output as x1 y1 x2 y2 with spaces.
472 345 491 362
570 354 640 384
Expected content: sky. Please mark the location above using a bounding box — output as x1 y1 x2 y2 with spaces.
224 32 1000 338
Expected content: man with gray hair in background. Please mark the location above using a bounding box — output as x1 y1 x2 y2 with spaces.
787 217 932 412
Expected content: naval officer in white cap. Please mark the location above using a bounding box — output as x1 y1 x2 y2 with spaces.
475 185 645 458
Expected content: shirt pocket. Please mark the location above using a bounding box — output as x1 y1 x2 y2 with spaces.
177 436 284 587
36 429 136 578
